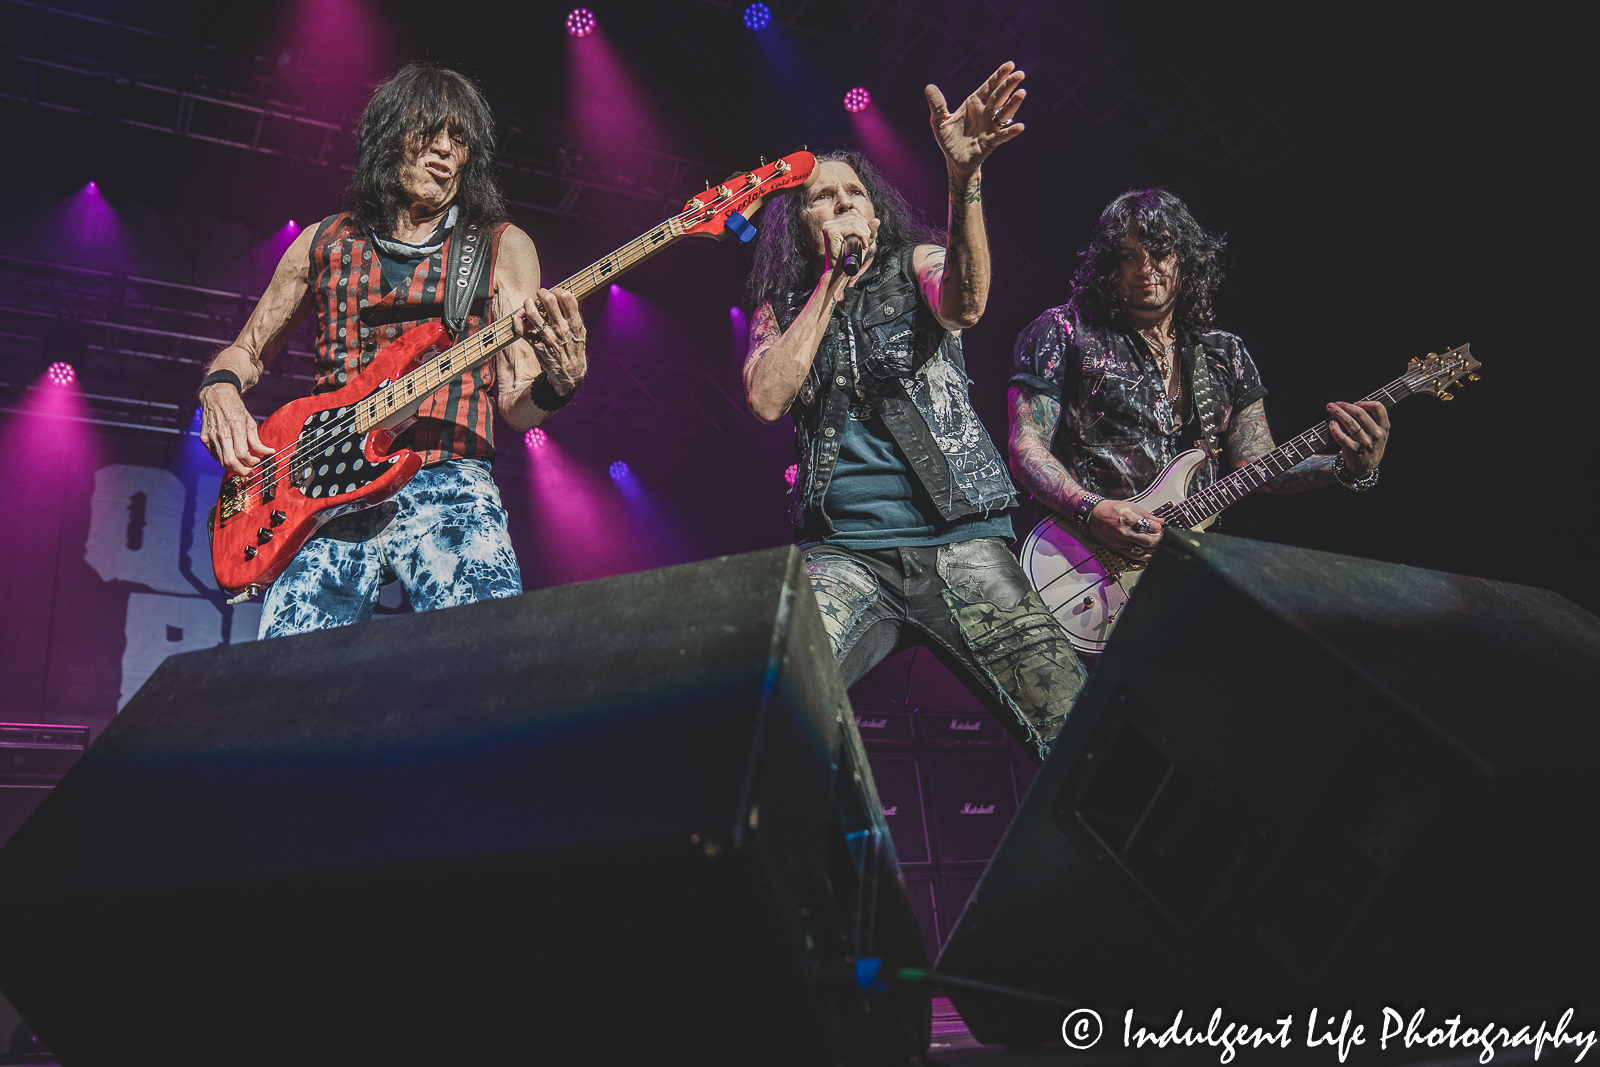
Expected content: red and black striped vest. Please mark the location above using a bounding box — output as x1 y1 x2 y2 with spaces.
307 212 509 466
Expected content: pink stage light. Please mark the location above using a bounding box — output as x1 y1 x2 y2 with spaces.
844 87 871 113
46 362 76 387
525 427 549 449
566 8 596 36
784 463 798 487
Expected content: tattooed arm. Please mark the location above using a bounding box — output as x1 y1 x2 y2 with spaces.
744 292 836 424
918 61 1027 330
1008 385 1163 561
1226 398 1390 493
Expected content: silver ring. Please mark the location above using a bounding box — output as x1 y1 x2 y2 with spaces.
1130 547 1145 557
1135 518 1153 533
993 112 1013 129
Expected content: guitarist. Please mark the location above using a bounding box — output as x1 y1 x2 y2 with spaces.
1007 188 1390 565
742 64 1086 761
197 64 586 638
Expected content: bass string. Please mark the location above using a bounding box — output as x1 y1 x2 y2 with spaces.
229 167 790 507
236 310 522 502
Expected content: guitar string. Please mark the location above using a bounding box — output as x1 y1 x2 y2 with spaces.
228 176 783 509
1165 360 1465 528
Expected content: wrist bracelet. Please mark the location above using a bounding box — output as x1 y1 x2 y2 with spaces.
199 369 242 398
1333 453 1380 491
1070 493 1104 533
529 373 576 412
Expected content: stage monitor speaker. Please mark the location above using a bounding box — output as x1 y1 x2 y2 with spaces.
0 547 929 1067
939 531 1600 1047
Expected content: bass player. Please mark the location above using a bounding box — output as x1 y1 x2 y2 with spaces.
1007 188 1391 566
198 63 585 638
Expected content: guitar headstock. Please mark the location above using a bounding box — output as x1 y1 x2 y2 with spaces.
1405 343 1480 401
680 150 817 242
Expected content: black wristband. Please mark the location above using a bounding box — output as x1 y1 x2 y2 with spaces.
529 373 576 412
199 370 243 398
1070 493 1104 533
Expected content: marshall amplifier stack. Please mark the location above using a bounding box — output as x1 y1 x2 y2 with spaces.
850 697 1038 965
1 723 90 851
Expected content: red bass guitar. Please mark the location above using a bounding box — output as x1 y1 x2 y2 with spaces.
210 150 817 599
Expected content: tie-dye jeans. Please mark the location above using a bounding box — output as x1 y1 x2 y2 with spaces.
804 537 1087 761
258 458 522 639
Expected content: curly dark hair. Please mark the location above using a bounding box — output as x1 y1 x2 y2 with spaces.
1070 188 1226 331
348 63 507 238
745 149 940 320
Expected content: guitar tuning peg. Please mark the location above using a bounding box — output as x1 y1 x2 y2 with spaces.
1439 392 1454 401
1467 372 1480 381
760 156 767 166
1409 357 1421 364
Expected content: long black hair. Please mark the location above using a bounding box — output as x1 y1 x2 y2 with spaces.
1070 188 1226 330
744 149 939 318
348 63 507 238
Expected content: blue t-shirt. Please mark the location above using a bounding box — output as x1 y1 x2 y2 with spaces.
817 403 1013 551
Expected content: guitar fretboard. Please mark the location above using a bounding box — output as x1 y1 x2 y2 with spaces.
1159 362 1454 530
353 215 690 434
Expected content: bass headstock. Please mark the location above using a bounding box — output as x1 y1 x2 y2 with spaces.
1405 343 1480 401
680 150 817 243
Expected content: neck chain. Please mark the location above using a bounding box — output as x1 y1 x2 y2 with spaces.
1139 325 1176 382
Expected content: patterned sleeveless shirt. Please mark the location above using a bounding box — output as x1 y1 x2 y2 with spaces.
307 212 508 466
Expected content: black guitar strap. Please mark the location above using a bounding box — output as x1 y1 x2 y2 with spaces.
443 223 488 341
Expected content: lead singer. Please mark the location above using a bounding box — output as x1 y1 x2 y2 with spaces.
741 64 1086 760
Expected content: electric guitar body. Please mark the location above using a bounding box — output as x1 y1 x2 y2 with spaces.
1020 345 1481 655
209 325 447 595
1020 449 1214 655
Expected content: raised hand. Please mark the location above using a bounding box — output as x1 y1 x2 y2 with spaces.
925 62 1027 178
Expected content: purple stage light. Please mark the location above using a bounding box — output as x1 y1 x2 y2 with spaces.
609 461 630 480
87 181 99 194
566 8 595 36
46 362 76 387
525 427 549 449
784 463 798 487
844 87 871 113
743 3 771 30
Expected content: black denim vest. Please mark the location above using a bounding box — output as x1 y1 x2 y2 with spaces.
781 248 1017 541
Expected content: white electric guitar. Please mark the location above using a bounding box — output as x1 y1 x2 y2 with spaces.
1020 345 1480 654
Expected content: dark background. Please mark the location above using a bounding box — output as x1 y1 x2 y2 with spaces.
1 0 1589 638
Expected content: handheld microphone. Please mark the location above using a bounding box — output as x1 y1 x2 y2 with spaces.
840 236 864 277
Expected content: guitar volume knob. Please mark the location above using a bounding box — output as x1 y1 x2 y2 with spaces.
257 527 273 544
244 546 257 559
270 510 287 526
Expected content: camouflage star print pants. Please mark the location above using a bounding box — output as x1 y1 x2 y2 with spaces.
803 537 1087 761
259 458 523 639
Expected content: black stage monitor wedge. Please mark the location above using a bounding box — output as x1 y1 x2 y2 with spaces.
939 531 1600 1049
0 547 929 1067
